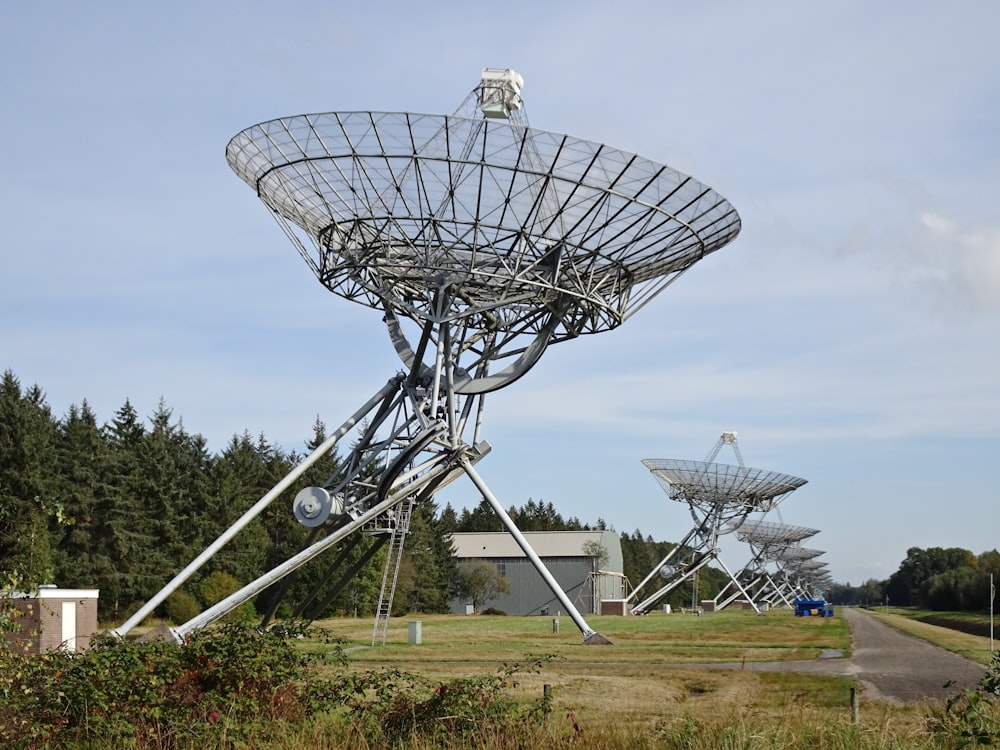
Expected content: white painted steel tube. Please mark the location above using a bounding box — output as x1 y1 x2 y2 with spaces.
460 457 597 640
626 526 698 603
176 447 456 639
177 491 401 638
713 554 761 614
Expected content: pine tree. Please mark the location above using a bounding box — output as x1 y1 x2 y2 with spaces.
51 400 110 589
399 500 458 614
438 503 459 535
120 400 214 619
455 498 503 531
246 433 307 618
100 399 156 621
0 371 61 592
202 431 280 587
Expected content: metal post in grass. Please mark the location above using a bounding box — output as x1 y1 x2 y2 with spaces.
850 686 860 724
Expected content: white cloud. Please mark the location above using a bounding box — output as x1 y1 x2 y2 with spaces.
914 213 1000 313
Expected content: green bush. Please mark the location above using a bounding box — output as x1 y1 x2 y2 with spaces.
926 654 1000 748
329 654 555 744
0 624 335 749
981 649 1000 696
0 622 556 749
164 588 201 625
199 571 256 624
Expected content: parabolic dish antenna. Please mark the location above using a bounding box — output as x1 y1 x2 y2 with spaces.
642 460 807 516
628 431 807 615
734 519 819 547
773 546 825 562
115 70 741 645
225 93 742 370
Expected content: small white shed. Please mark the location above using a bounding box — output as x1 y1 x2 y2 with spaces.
2 586 100 654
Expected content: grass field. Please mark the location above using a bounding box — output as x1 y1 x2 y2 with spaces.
312 608 851 664
305 609 873 733
106 607 996 748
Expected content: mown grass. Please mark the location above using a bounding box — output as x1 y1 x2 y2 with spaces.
271 703 943 750
306 610 865 735
310 608 851 664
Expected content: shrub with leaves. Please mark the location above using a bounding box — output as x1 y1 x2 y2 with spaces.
1 626 566 749
927 660 1000 749
927 687 1000 749
198 571 257 625
164 588 201 625
981 649 1000 696
0 623 342 749
328 654 556 744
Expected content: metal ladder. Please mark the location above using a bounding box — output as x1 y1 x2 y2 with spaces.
371 497 415 645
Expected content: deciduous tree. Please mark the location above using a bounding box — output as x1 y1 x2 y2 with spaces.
455 559 510 613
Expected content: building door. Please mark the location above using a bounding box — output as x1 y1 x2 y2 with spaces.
61 601 76 651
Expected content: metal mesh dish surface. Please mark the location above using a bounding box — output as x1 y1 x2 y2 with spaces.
732 519 818 546
642 458 807 513
227 111 741 339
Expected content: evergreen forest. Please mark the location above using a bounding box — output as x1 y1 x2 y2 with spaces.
0 370 723 625
2 369 996 627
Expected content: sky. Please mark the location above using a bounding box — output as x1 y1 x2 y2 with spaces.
2 1 998 589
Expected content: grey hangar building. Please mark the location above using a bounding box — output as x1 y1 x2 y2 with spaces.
448 530 627 616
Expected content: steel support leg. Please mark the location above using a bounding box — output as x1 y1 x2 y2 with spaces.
460 457 611 645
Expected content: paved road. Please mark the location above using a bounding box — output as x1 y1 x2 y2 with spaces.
741 606 987 703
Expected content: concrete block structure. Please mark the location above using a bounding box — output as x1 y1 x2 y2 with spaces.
2 586 100 654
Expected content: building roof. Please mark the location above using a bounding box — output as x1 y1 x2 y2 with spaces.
451 530 615 559
4 587 100 599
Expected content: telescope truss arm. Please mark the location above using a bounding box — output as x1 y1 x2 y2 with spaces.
115 330 609 643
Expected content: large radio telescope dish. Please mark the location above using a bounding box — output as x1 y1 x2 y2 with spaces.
642 459 807 517
226 89 740 391
226 112 740 333
117 70 742 645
